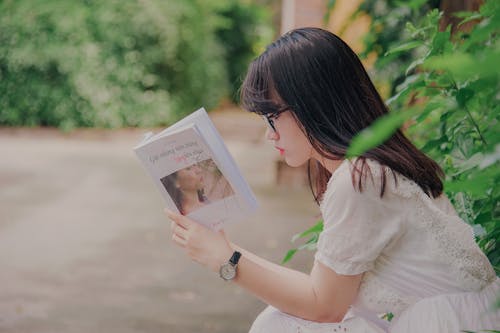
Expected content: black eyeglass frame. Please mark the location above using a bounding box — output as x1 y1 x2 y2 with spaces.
262 107 290 133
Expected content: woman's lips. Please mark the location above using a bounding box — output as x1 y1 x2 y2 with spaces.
275 147 285 155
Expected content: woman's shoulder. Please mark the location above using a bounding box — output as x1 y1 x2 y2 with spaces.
323 158 394 194
320 158 421 210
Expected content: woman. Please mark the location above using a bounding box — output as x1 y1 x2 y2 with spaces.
167 28 499 332
161 164 208 215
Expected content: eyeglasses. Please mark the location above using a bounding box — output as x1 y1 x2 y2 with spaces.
262 107 290 133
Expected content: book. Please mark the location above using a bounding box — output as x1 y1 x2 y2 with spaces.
133 107 258 230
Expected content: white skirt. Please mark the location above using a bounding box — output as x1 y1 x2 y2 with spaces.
390 278 500 332
249 306 386 333
249 279 500 333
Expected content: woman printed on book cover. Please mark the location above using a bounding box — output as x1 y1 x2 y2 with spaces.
166 28 500 332
199 159 235 202
161 163 208 215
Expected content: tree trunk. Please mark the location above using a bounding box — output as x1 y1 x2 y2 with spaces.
439 0 484 33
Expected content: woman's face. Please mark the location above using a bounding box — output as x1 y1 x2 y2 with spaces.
176 165 204 191
265 111 314 167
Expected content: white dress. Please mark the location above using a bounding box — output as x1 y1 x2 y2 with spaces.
249 159 500 333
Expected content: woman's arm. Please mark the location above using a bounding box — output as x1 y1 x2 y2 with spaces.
167 209 362 323
234 244 362 322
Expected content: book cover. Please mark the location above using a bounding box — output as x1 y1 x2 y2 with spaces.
134 108 258 230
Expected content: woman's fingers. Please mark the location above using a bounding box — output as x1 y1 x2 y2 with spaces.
165 208 190 229
170 219 188 247
172 232 187 246
164 207 232 272
168 211 195 249
172 224 185 238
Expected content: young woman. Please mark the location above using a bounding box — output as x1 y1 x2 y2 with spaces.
167 28 499 332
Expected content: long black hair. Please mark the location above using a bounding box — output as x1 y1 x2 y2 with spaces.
240 27 443 203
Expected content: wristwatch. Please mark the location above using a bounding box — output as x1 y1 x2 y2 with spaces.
219 251 241 281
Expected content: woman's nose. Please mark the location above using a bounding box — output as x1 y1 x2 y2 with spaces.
265 127 279 141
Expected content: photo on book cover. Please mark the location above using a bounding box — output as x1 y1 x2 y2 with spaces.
160 158 235 215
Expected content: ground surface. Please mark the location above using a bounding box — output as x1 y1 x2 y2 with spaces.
0 108 320 333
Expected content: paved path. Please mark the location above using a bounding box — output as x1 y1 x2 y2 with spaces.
0 109 320 333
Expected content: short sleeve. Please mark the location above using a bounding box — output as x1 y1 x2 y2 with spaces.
314 161 405 275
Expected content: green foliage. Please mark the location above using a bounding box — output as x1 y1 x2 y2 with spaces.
381 312 394 322
396 1 500 271
215 2 273 102
356 0 441 96
346 106 419 157
0 0 272 129
323 0 337 24
282 221 323 264
286 1 500 277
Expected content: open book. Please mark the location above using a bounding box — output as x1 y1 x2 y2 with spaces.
134 107 258 230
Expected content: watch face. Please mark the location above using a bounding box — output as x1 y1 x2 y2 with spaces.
220 263 236 280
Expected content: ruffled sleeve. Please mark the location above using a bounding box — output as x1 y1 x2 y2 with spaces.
314 160 406 275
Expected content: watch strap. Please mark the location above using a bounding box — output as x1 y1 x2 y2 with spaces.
229 251 241 266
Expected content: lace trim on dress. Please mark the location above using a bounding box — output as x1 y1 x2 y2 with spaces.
393 176 496 290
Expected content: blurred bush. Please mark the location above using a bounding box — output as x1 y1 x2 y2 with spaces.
0 0 272 129
215 1 273 102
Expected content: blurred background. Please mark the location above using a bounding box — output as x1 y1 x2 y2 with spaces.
0 0 498 332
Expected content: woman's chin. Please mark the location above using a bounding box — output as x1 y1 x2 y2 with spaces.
284 157 307 168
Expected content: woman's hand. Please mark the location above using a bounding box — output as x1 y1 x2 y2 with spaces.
166 209 233 273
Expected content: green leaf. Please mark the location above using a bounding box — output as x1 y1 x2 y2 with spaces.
291 221 323 242
421 137 445 152
474 212 492 225
297 238 318 251
326 0 336 11
347 108 418 158
405 57 425 76
385 41 423 56
457 12 483 26
282 249 298 264
323 0 336 24
456 88 475 108
283 221 323 264
381 312 394 322
430 29 452 56
445 174 496 196
386 74 425 106
424 50 500 81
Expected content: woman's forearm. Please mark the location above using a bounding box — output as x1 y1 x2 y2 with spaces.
230 244 351 322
